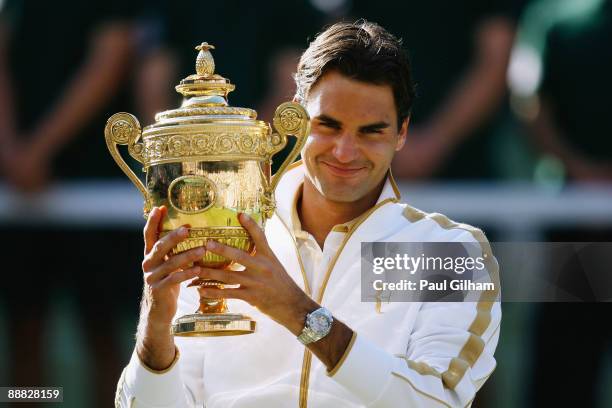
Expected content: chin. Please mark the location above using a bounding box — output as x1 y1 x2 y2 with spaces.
319 185 366 203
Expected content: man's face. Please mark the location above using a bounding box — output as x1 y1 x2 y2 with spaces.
301 70 407 203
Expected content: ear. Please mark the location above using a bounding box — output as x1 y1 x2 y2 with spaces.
395 116 410 151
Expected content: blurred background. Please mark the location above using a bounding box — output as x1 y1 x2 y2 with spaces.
1 0 611 406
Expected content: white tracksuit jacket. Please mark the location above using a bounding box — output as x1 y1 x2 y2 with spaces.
116 163 501 407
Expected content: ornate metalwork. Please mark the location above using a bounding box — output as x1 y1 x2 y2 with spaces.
105 42 310 337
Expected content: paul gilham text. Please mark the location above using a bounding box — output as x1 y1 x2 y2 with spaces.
372 279 495 292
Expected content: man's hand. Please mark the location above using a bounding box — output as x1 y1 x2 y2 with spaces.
392 125 451 179
198 213 318 336
137 206 204 371
200 213 354 371
2 142 51 192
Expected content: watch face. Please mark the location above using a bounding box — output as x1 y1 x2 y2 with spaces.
308 310 331 333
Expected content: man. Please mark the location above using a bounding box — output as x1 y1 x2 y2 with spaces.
116 21 501 407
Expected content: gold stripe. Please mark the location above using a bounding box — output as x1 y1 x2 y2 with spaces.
390 372 453 408
274 205 313 407
394 354 442 378
387 168 402 200
299 350 313 408
408 361 441 378
274 162 403 406
402 205 427 223
137 347 180 374
275 213 312 297
393 326 501 408
315 198 398 303
459 334 485 366
295 198 398 406
400 209 500 391
327 332 358 377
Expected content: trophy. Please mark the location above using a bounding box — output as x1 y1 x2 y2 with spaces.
104 42 310 336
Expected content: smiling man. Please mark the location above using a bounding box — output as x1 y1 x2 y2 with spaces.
116 21 501 408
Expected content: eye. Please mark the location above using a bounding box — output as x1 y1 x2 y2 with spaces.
320 121 341 130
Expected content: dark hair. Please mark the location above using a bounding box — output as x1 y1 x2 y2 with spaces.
294 20 415 128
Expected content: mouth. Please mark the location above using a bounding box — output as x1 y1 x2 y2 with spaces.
320 161 367 178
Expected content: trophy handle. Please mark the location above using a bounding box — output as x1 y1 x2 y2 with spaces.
104 112 152 215
269 102 310 193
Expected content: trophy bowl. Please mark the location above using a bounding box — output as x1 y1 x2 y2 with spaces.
104 42 310 336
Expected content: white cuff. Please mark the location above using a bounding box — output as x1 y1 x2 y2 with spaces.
123 348 185 406
329 334 395 405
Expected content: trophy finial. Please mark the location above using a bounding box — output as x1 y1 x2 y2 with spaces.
176 42 234 98
195 42 216 76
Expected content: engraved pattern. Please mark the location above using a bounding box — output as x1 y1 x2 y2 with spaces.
167 136 190 156
168 175 217 214
104 112 151 215
193 136 214 154
279 107 302 132
216 134 235 153
196 53 215 76
238 133 258 153
188 227 249 238
161 227 252 267
195 42 216 76
156 107 257 121
111 120 132 144
140 130 282 165
128 142 143 162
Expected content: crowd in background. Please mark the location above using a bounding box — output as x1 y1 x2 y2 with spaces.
1 0 611 406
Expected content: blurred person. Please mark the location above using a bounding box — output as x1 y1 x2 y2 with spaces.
257 48 303 124
116 21 501 408
0 2 136 190
148 0 325 112
347 1 524 180
134 0 325 177
257 48 303 173
0 1 143 407
512 0 612 406
524 0 612 182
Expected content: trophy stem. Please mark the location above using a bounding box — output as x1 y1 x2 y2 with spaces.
173 278 256 337
196 279 229 314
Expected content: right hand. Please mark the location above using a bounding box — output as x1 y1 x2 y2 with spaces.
141 206 206 329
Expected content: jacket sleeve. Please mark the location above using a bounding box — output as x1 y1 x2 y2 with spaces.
329 231 501 407
115 283 206 407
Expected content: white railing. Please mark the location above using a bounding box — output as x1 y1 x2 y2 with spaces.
1 181 612 239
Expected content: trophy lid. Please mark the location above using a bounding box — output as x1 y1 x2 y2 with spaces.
152 42 259 122
174 42 236 99
139 42 284 167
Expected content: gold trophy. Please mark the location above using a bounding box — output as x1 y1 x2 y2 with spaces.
104 42 309 336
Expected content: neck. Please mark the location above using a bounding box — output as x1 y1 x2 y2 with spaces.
298 178 385 248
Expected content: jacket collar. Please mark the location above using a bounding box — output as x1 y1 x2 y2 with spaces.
273 161 401 237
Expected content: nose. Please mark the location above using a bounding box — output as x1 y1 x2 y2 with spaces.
332 131 360 163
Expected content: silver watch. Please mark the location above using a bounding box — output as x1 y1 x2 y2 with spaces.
297 307 333 345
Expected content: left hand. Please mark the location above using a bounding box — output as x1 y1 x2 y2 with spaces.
2 141 51 192
199 213 318 335
392 125 451 180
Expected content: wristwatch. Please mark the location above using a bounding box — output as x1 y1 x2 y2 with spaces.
297 307 333 345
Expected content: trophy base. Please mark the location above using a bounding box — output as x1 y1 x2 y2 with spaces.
172 313 256 337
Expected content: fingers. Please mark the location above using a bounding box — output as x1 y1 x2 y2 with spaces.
198 286 249 302
197 267 253 286
143 206 163 255
158 265 201 288
145 246 206 285
238 213 271 256
143 226 190 271
205 240 259 270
